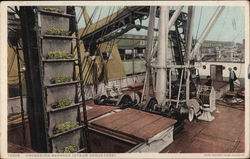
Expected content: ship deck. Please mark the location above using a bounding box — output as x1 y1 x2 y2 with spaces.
8 84 245 153
8 100 245 153
161 101 245 153
82 94 245 153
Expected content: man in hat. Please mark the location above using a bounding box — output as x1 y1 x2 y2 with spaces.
228 67 237 91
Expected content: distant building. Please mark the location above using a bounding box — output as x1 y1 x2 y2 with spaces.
200 47 219 61
235 42 244 61
116 34 185 62
223 41 236 49
218 48 234 61
115 34 148 61
116 35 245 62
199 40 244 62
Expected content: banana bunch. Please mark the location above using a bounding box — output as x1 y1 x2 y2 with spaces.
53 121 78 134
50 76 71 84
46 50 74 59
46 28 69 36
43 8 64 14
57 145 79 153
51 98 72 109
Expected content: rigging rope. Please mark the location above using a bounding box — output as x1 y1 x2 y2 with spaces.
75 6 101 80
217 7 229 42
71 6 99 58
86 7 103 52
76 6 123 97
81 6 116 83
195 7 203 41
8 50 16 75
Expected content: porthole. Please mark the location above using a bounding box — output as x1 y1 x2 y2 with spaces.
203 65 206 69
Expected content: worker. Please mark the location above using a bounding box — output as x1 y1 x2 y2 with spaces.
228 67 237 91
204 75 212 86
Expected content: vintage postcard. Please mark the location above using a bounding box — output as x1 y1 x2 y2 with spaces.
0 0 249 158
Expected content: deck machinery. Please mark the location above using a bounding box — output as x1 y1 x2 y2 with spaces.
89 6 218 132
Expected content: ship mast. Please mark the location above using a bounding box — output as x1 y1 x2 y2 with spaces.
154 6 225 109
155 6 169 106
185 6 195 101
142 6 184 102
144 6 157 100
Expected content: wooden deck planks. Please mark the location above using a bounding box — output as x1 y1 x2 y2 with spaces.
185 133 236 153
133 117 176 140
109 110 149 131
85 105 117 121
117 113 162 134
200 105 244 142
98 109 146 131
92 108 177 141
213 81 228 90
161 104 245 153
233 131 245 153
91 108 135 127
92 108 144 130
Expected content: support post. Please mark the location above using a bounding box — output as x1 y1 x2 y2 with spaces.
155 6 168 106
144 6 156 100
185 6 195 101
20 7 49 152
185 6 195 61
16 47 26 146
168 69 172 106
73 6 91 152
167 6 184 30
150 6 183 61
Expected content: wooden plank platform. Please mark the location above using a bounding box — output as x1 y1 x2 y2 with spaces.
81 105 117 121
213 80 228 90
91 108 177 141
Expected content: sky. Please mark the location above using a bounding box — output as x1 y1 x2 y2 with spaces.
76 6 245 43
